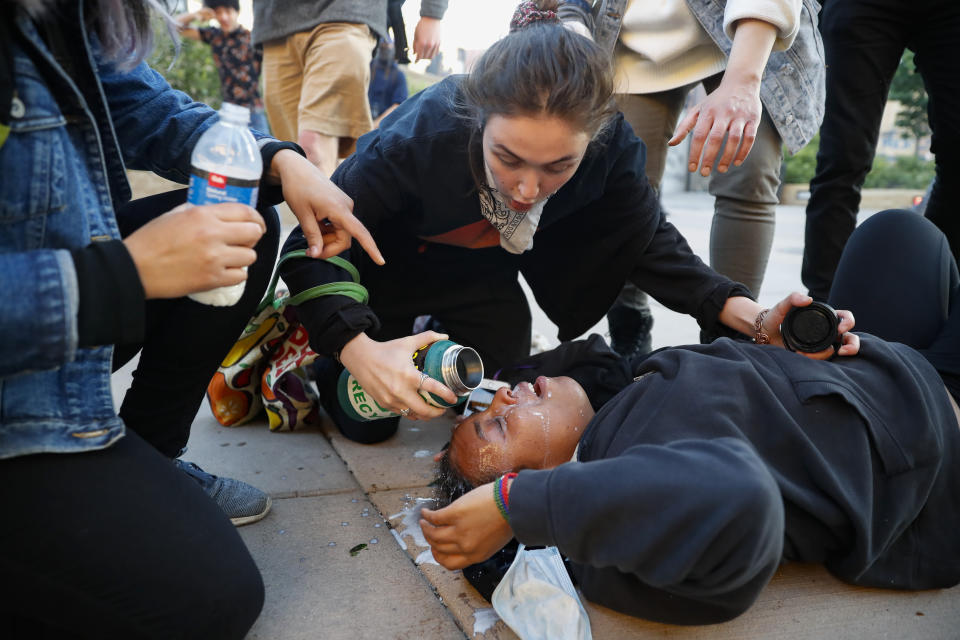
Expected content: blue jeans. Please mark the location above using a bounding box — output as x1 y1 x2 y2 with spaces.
250 108 271 136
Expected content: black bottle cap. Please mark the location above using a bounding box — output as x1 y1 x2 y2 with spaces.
781 302 840 353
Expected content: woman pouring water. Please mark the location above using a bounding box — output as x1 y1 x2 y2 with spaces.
279 2 858 444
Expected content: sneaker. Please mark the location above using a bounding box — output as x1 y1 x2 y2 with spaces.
174 459 272 526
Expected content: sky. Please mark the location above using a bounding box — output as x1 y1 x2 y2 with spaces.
400 0 522 73
221 0 522 75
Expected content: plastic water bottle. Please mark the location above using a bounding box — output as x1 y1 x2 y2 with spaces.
186 102 262 306
337 340 484 421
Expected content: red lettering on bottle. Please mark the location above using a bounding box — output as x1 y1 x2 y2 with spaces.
209 173 227 188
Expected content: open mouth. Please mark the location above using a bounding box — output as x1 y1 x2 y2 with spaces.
512 379 545 399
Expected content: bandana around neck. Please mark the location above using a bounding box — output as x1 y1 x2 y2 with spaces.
479 162 548 254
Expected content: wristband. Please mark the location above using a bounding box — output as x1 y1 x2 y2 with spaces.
493 472 519 523
501 472 518 508
493 479 509 523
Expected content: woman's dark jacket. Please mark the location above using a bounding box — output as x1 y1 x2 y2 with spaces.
281 76 750 355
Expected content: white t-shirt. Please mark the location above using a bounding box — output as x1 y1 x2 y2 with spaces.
615 0 801 94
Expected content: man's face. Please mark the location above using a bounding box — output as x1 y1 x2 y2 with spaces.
447 376 593 485
213 6 239 31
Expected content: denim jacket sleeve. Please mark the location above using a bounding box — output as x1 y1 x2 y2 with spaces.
98 60 272 184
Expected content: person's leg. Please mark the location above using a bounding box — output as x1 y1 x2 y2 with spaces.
605 88 689 357
617 89 688 191
297 23 376 174
0 431 263 639
261 36 303 144
387 0 411 64
703 71 782 297
912 2 960 262
829 209 957 349
802 0 908 301
249 107 271 136
112 189 280 458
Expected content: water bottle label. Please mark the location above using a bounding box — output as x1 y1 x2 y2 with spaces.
188 169 259 207
342 373 396 419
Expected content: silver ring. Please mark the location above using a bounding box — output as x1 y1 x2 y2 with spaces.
417 372 429 392
399 408 411 417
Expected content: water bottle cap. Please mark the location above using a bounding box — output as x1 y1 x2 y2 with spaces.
219 102 251 125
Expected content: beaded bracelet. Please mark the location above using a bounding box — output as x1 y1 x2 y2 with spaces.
501 472 518 508
493 472 519 523
754 308 771 344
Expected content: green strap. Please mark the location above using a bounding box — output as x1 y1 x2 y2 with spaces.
287 282 368 306
256 250 368 314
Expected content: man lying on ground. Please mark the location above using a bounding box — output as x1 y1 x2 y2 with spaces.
420 210 960 625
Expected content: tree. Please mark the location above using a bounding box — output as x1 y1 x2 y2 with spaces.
147 18 222 110
888 51 930 158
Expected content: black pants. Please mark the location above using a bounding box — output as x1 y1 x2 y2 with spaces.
829 209 959 397
387 0 410 64
802 0 960 301
114 189 280 457
0 190 279 638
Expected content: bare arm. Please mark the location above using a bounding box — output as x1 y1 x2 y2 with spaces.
719 293 860 358
412 16 442 60
174 7 215 42
669 18 777 176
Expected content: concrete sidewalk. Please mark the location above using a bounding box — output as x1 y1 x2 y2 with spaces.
115 178 960 638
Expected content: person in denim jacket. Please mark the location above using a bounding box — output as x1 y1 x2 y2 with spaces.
0 0 380 635
559 0 824 357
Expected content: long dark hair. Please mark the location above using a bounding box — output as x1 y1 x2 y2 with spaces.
434 447 478 508
457 23 616 187
12 0 177 71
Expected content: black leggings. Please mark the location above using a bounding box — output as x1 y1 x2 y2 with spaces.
0 190 279 638
828 209 959 398
114 189 280 457
0 430 264 639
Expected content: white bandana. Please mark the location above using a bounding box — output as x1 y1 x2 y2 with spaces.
480 163 548 254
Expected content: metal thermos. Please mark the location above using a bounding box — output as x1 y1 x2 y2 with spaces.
337 340 484 421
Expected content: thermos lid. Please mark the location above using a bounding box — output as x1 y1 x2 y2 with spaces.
781 302 839 353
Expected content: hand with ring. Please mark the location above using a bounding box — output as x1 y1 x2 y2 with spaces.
399 408 412 418
337 330 459 420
